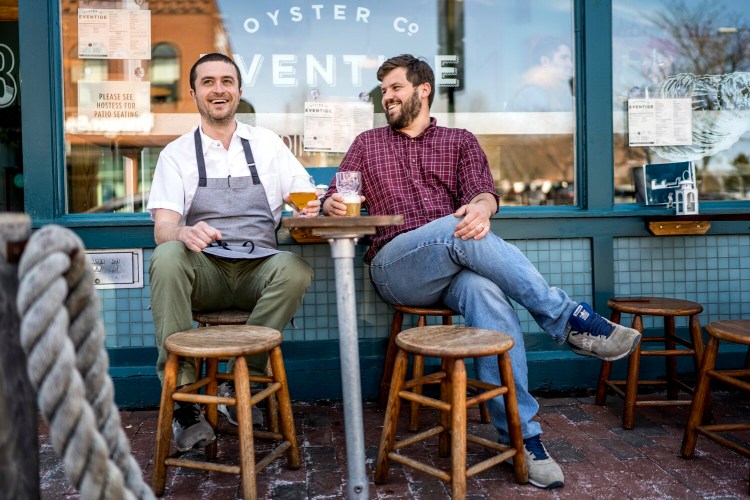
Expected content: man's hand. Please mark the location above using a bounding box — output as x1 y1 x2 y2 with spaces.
284 194 321 217
153 209 221 252
323 192 367 216
453 204 490 240
180 221 222 252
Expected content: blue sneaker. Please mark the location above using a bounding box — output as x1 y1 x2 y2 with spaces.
507 435 564 489
567 302 641 361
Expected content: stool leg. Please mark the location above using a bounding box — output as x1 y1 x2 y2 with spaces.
450 358 467 500
379 310 404 407
439 358 452 458
664 316 678 400
375 349 408 484
153 352 179 496
688 315 712 424
623 315 643 429
681 335 719 458
263 361 280 434
205 357 219 459
408 315 428 432
498 351 528 485
234 357 258 500
596 311 621 406
269 346 300 469
409 354 425 432
595 361 613 406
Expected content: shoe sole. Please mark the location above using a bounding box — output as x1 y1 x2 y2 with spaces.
529 478 565 489
570 332 642 361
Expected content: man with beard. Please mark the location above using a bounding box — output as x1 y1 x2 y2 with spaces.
322 54 641 490
147 53 319 452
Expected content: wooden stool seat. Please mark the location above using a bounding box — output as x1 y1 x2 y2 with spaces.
379 305 491 431
596 296 705 429
164 325 281 357
397 325 515 358
153 325 300 500
193 309 252 326
682 320 750 469
375 325 528 498
607 297 703 317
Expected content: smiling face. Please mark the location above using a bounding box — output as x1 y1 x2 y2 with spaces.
190 60 241 126
380 67 428 130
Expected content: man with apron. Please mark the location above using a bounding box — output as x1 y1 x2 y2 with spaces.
147 53 320 452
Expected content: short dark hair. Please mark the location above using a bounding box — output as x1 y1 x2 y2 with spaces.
377 54 435 107
189 53 242 92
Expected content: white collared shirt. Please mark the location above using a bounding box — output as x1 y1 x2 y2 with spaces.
147 121 308 226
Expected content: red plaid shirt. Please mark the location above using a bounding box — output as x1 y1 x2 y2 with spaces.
324 118 499 262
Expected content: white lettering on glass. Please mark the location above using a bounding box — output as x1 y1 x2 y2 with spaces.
273 54 297 86
306 54 336 86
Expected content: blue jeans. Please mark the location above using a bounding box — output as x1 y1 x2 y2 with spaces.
370 215 577 440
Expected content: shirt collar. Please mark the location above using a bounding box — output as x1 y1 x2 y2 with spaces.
390 117 438 139
197 120 252 154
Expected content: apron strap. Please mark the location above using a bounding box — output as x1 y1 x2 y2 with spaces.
240 138 261 185
194 129 260 185
194 128 207 187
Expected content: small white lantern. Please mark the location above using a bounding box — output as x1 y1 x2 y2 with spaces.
675 178 699 215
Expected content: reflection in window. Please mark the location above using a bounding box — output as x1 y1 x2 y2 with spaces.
151 42 179 104
613 0 750 203
59 1 579 213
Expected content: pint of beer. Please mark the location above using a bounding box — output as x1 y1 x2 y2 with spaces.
343 193 361 216
336 171 362 216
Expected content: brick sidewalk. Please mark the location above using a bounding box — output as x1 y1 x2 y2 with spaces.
39 391 749 499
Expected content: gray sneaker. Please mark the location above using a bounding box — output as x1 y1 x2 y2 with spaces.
518 435 564 489
567 302 641 361
217 382 265 428
172 402 215 452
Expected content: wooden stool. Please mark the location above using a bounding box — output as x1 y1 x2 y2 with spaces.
595 297 705 429
681 320 750 463
152 325 300 500
378 305 491 431
193 310 279 433
375 326 528 498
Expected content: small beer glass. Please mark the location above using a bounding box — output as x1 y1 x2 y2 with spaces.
336 171 361 216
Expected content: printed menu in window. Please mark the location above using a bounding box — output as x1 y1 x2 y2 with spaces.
78 8 151 60
628 98 692 147
304 100 374 153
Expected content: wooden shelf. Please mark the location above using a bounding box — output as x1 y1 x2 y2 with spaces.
647 220 711 236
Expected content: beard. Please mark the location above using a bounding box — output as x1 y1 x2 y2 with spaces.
197 95 239 126
385 88 422 129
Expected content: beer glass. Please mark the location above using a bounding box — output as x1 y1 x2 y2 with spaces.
336 171 361 216
289 175 317 215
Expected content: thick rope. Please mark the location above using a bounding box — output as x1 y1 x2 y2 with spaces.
17 225 154 500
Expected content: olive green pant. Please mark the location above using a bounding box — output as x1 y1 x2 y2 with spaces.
150 241 313 386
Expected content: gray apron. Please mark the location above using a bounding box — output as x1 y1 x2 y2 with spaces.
186 128 283 260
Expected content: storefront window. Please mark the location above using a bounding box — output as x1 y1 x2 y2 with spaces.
60 0 575 213
613 0 750 204
0 5 22 212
